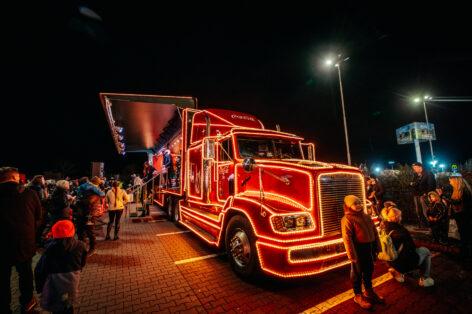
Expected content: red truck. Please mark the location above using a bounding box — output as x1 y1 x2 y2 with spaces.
100 93 368 278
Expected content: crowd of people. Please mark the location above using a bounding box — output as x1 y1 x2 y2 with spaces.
343 161 472 310
1 160 471 312
0 167 137 313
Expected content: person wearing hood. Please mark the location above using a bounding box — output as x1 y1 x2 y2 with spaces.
75 177 105 256
341 195 383 310
35 220 87 314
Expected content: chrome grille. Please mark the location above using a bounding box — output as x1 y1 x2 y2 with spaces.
318 173 365 236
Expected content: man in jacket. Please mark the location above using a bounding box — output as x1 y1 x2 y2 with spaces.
410 162 437 227
0 167 42 313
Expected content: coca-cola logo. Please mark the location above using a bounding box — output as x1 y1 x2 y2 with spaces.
231 114 256 122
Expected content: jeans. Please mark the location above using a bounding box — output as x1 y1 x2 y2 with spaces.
350 242 375 295
416 247 431 278
414 196 429 227
107 210 123 238
0 259 34 313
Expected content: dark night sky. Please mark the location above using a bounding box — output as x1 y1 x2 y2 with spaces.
2 1 471 177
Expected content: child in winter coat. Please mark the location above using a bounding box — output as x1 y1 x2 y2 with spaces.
426 191 448 244
35 220 87 314
341 195 384 310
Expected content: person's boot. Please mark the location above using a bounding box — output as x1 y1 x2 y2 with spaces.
353 294 372 309
113 226 120 240
364 288 385 304
105 224 112 240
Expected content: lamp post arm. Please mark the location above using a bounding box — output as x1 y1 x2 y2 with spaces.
337 65 352 165
422 100 435 161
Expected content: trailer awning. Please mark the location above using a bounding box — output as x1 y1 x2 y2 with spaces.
99 93 197 154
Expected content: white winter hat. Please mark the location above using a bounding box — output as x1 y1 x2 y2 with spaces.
344 195 361 208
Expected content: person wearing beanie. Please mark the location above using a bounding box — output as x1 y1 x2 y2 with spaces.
341 195 384 309
426 191 448 244
35 220 87 314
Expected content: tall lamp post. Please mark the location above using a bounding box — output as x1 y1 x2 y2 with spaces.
326 55 351 165
413 95 435 162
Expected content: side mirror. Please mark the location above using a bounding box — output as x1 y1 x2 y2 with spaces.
204 139 215 159
301 143 316 161
242 157 256 172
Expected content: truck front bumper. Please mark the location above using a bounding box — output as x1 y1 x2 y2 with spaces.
255 238 350 278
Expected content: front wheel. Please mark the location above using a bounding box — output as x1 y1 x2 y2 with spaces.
225 215 259 278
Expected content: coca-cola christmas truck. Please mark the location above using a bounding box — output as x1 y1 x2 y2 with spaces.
100 93 367 278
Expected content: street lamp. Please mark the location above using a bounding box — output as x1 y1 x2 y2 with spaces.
326 54 351 165
413 95 435 162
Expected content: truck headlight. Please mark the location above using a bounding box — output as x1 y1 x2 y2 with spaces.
271 213 314 232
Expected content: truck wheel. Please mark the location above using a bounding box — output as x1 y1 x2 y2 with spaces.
167 197 180 222
225 215 259 278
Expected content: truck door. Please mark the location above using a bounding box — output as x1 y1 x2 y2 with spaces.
217 137 235 202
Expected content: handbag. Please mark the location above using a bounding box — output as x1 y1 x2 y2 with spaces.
448 218 461 240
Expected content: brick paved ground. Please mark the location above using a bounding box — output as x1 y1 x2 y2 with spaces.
10 212 472 313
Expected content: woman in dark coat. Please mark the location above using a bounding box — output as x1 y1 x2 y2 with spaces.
383 207 435 287
50 180 73 223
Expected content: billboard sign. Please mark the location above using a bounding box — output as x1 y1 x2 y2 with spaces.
91 161 104 178
396 122 436 145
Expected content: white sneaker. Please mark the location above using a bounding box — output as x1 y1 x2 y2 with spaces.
388 268 405 283
419 277 435 287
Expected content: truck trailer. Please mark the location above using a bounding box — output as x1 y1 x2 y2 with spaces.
100 93 367 278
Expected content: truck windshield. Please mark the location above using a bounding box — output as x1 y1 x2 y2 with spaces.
237 136 302 159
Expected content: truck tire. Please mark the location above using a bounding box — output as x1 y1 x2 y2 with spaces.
167 197 180 222
225 215 259 278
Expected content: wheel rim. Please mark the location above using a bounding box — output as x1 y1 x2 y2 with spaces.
174 206 179 221
230 228 251 268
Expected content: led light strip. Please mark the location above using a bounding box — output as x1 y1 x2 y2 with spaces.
255 241 351 278
180 205 222 229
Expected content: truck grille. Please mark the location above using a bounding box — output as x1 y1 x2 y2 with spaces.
318 173 365 236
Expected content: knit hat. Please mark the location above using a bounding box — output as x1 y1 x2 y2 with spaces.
344 195 361 208
52 220 75 238
428 191 440 200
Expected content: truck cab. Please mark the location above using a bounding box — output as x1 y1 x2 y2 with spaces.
100 93 367 278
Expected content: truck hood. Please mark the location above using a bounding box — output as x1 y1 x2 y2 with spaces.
235 159 360 214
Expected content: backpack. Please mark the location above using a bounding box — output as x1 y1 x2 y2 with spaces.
377 230 398 261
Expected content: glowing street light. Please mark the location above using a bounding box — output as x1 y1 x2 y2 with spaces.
412 94 435 162
325 54 351 165
439 164 445 171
